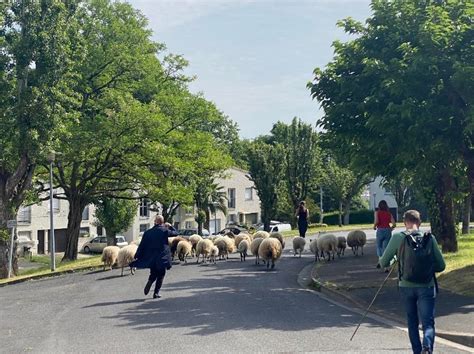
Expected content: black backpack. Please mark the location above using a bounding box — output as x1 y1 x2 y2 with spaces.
398 231 435 284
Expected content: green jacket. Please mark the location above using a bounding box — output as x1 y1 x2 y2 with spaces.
379 230 446 287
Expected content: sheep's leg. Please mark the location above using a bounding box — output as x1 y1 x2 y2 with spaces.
121 266 124 277
271 259 275 269
196 254 200 264
299 250 302 258
361 246 364 255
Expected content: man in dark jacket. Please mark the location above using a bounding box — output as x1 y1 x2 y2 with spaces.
131 215 178 299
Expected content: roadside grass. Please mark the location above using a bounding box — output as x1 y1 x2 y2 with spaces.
281 224 374 237
438 233 474 297
0 255 103 285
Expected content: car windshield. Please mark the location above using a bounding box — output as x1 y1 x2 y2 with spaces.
116 236 125 242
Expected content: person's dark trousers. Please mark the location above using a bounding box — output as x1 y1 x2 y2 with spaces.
298 222 308 238
146 267 166 296
400 286 436 354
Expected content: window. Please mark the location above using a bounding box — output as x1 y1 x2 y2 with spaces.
228 188 236 209
139 224 149 233
245 187 253 201
82 205 89 220
228 214 237 223
17 206 31 224
79 227 90 237
139 198 149 217
185 221 193 229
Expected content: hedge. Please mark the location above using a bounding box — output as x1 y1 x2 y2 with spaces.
314 209 374 225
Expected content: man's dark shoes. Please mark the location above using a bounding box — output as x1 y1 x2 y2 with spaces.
153 292 161 299
421 347 431 354
144 281 153 296
376 263 381 269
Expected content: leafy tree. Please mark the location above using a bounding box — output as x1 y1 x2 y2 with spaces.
194 178 227 235
247 142 285 231
270 118 322 214
382 172 416 220
0 1 79 277
310 0 473 251
94 197 137 246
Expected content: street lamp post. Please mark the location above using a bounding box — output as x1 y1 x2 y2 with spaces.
319 186 324 224
373 193 377 211
47 151 56 271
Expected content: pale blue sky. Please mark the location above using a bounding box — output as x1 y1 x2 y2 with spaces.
127 0 371 138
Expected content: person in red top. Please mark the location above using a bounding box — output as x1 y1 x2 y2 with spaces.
373 200 396 271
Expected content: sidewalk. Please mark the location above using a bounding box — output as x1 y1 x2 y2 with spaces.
310 238 474 349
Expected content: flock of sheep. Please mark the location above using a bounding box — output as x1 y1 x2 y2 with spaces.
100 229 368 274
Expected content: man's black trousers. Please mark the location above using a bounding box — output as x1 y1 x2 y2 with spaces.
148 267 166 294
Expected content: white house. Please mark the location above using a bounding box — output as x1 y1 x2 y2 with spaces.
15 167 260 255
173 167 261 234
368 176 398 218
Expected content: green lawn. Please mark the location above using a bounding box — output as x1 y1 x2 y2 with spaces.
438 233 474 297
281 224 374 237
0 255 103 285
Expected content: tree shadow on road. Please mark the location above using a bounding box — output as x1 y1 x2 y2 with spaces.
94 251 395 337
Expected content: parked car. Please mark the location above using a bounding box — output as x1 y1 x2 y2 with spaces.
257 221 292 233
177 228 210 237
82 235 128 254
218 225 248 235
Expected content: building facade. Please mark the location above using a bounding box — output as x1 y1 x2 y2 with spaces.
173 167 261 234
368 176 398 219
14 167 260 255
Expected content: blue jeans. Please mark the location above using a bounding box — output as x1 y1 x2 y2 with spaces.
399 286 437 354
376 228 392 257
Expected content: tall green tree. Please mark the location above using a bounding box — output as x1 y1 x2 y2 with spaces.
0 0 79 277
310 0 473 251
94 197 137 246
270 118 321 214
193 178 227 235
247 142 285 231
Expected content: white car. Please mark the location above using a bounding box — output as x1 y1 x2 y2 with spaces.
257 221 292 233
82 235 128 253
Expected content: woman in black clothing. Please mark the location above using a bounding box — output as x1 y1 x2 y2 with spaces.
295 201 309 238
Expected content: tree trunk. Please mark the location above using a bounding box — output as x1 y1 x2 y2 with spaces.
343 200 351 225
0 201 18 278
338 201 343 227
429 169 458 253
63 198 86 261
107 232 116 246
462 194 471 235
204 210 210 231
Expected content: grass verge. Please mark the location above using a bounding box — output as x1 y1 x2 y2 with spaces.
0 255 102 285
438 233 474 297
281 224 374 237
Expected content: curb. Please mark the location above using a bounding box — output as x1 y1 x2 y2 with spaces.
309 264 474 350
0 265 104 287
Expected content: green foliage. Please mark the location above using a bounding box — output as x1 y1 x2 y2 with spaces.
270 118 322 209
309 0 473 251
247 142 285 231
94 197 137 245
321 209 374 225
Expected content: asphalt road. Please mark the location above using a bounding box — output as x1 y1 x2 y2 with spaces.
0 229 465 353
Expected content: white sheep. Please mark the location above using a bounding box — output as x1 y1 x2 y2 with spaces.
270 232 285 248
238 239 250 262
347 230 367 256
317 233 338 261
101 246 120 270
235 233 252 248
336 236 347 257
258 238 283 269
250 237 265 265
177 240 193 263
196 239 213 264
210 245 219 264
309 238 320 262
188 234 203 257
292 236 306 258
252 231 270 239
117 244 138 276
214 236 236 260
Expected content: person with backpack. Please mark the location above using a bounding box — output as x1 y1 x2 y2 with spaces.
379 210 445 354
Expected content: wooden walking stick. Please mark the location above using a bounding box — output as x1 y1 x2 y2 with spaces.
350 262 397 341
